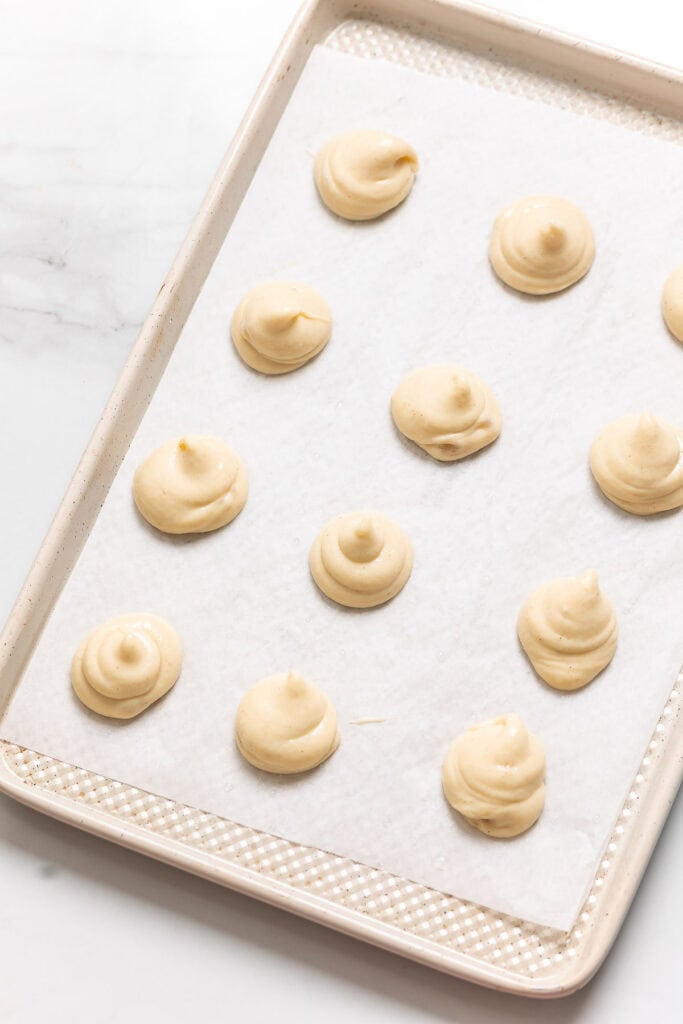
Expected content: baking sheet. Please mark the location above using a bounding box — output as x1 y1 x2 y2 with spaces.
4 46 683 930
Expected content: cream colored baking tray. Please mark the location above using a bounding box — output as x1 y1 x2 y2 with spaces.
2 0 683 997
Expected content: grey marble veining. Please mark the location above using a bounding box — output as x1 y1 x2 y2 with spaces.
0 0 278 625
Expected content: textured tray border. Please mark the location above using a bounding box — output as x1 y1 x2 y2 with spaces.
2 0 683 997
329 14 683 140
1 663 681 995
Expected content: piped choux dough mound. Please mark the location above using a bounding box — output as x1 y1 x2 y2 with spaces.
590 413 683 515
309 511 412 609
231 281 332 374
518 570 617 691
391 365 501 461
71 613 182 719
662 264 683 342
134 435 248 534
489 195 595 295
235 672 340 774
442 714 546 838
314 130 418 221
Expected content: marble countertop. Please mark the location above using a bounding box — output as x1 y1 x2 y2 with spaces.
1 1 680 1020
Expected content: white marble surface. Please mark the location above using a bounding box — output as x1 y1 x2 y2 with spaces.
0 1 681 1020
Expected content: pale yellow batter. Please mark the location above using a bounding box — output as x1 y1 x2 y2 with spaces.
235 672 340 774
442 714 546 838
662 264 683 342
489 195 595 295
590 413 683 515
391 365 501 461
231 281 332 374
314 130 418 221
134 435 248 534
517 570 618 691
71 613 182 719
309 511 412 609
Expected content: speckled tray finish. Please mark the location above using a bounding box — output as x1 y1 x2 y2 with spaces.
1 0 683 997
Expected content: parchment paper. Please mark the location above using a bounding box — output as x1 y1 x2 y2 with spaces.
5 47 683 930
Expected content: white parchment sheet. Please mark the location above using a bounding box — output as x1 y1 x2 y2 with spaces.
5 47 683 930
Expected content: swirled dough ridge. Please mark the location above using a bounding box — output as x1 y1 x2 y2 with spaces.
71 613 182 719
134 435 248 534
662 264 683 342
442 714 545 838
314 130 418 221
590 413 683 515
231 281 331 374
518 570 617 691
391 365 501 461
489 195 594 295
235 672 340 774
309 511 412 608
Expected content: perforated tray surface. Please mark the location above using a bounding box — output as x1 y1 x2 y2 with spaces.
3 654 680 986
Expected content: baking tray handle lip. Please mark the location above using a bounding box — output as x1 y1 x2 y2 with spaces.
1 730 680 999
0 740 581 998
353 0 683 87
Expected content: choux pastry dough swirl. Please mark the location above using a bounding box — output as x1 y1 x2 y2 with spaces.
517 570 618 691
235 672 340 774
590 413 683 515
391 364 501 461
309 511 412 609
231 281 332 374
314 130 418 221
489 195 595 295
134 435 248 534
662 264 683 342
442 714 546 838
71 613 182 719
